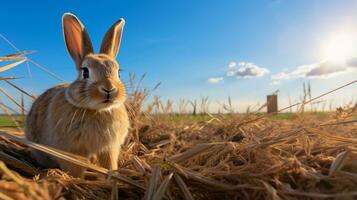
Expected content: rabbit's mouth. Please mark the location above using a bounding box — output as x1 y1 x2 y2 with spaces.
103 99 113 103
97 98 123 111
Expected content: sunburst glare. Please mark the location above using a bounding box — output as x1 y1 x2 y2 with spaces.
319 30 357 62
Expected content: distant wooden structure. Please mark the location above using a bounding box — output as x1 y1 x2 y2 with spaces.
267 94 278 113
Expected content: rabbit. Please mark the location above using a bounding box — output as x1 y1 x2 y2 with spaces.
25 13 130 177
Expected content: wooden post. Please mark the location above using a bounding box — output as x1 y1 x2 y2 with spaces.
267 94 278 114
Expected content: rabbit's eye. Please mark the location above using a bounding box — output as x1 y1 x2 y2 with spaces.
81 67 89 79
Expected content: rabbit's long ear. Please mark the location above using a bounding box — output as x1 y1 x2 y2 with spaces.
62 13 93 68
100 18 125 58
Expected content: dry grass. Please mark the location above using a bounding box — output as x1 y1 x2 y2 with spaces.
0 108 357 199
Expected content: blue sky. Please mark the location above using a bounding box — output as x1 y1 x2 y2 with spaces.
1 0 357 112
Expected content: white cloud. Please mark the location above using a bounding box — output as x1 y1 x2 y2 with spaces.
208 77 223 84
307 65 343 77
227 62 270 79
208 61 269 84
228 61 237 68
271 58 357 84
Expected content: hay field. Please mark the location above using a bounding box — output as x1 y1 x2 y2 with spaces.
0 108 357 199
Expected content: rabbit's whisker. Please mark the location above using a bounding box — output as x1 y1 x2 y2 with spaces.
81 109 87 125
69 109 79 130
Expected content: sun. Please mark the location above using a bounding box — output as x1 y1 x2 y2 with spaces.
320 30 357 62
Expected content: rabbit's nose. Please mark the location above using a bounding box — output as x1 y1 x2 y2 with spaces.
101 87 117 94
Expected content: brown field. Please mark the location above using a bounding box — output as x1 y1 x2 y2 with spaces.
1 108 357 199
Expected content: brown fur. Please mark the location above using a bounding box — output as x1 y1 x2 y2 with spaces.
25 13 129 177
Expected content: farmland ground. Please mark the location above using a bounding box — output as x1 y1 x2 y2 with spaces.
0 109 357 199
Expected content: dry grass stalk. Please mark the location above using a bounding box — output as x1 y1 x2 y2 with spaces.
279 190 357 199
152 172 173 200
4 80 36 100
144 165 161 200
169 144 214 163
27 59 65 82
0 51 34 61
0 161 50 200
0 77 21 81
0 192 13 200
0 150 38 175
132 156 147 175
0 87 27 112
173 173 194 200
329 151 350 176
170 162 257 191
0 59 26 72
189 100 197 115
261 181 281 200
320 119 357 126
0 100 19 115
